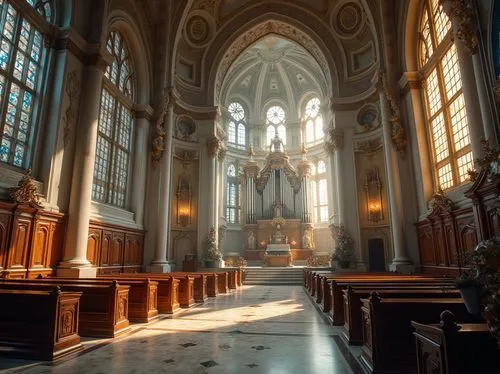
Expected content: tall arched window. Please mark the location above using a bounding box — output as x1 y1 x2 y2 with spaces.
266 105 286 146
304 97 324 144
0 0 53 168
419 0 473 190
225 164 240 224
311 160 328 223
92 30 135 208
227 102 246 149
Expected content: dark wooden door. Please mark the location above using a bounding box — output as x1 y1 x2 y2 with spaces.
368 238 386 271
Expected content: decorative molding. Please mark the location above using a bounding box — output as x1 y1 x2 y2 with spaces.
440 0 478 55
62 70 80 148
184 10 216 48
324 128 344 154
355 137 383 153
10 169 42 208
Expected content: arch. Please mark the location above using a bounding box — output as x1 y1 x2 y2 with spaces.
404 0 424 72
204 5 339 105
106 10 152 105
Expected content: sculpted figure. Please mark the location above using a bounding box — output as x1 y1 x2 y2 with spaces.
247 231 256 250
302 230 312 249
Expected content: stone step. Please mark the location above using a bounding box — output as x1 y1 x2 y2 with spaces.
242 267 304 286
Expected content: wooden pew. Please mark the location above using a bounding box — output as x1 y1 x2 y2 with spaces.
0 280 131 337
170 272 208 303
342 286 461 345
0 287 83 360
97 275 180 315
327 277 455 325
32 277 158 323
360 294 482 374
412 311 500 374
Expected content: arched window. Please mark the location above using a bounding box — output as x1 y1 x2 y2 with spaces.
304 97 324 144
419 0 473 190
225 164 240 224
227 102 246 149
266 105 286 145
311 160 328 223
92 30 135 208
0 0 53 168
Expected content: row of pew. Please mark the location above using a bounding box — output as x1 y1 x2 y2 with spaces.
304 268 499 374
0 268 243 361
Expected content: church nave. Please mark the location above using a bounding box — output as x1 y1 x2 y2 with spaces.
1 286 360 374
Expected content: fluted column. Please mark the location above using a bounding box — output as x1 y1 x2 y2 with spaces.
58 53 112 277
379 89 414 272
150 97 175 273
405 72 434 215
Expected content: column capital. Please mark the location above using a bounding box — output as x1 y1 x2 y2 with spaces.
402 71 423 90
440 0 478 55
207 136 222 158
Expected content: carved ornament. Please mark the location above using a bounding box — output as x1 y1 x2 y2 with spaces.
10 169 42 208
427 187 454 214
324 128 344 154
62 70 80 147
151 102 168 167
468 139 500 182
386 91 408 157
440 0 478 55
207 136 222 158
355 138 383 153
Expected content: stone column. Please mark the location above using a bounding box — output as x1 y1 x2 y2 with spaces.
441 0 487 157
405 72 434 215
150 97 175 273
58 53 111 277
379 89 414 273
132 110 152 227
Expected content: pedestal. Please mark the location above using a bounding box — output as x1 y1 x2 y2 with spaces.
149 262 174 273
57 265 97 278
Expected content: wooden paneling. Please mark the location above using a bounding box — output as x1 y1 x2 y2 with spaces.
87 220 145 274
417 171 499 275
0 203 66 279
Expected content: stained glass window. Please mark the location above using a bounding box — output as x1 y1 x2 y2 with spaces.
303 97 323 144
227 102 246 149
26 0 53 23
92 30 135 208
419 0 472 190
266 105 286 146
0 0 49 168
225 164 239 224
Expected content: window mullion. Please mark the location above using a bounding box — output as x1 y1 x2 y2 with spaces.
105 96 119 204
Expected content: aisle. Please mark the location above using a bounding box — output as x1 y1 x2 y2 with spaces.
2 286 360 374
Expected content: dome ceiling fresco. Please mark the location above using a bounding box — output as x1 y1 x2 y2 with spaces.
174 0 380 106
221 35 325 121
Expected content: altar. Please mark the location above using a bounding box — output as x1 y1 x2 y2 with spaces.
264 244 292 267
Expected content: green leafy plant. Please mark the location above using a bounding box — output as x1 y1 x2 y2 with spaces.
330 224 354 268
206 226 222 260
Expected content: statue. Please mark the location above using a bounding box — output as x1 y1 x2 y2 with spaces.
270 133 285 153
303 230 312 249
247 231 256 250
272 224 285 244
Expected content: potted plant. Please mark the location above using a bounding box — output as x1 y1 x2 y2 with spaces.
457 239 500 348
330 224 354 269
205 226 224 268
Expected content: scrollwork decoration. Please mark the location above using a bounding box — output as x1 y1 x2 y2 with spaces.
10 168 42 208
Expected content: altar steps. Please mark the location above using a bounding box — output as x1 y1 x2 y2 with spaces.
243 267 304 285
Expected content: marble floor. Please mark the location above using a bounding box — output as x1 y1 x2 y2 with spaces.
0 286 363 374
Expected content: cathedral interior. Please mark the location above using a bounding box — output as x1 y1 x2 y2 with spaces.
0 0 499 373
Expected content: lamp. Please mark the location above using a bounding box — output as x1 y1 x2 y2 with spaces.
367 201 382 222
178 205 190 227
364 168 383 223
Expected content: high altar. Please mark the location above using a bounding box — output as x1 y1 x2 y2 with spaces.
242 135 315 266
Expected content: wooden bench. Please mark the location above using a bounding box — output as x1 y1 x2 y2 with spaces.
360 295 482 374
327 277 455 325
412 311 499 374
0 287 83 360
0 279 131 337
206 269 238 290
34 277 158 323
342 286 461 345
98 274 181 314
